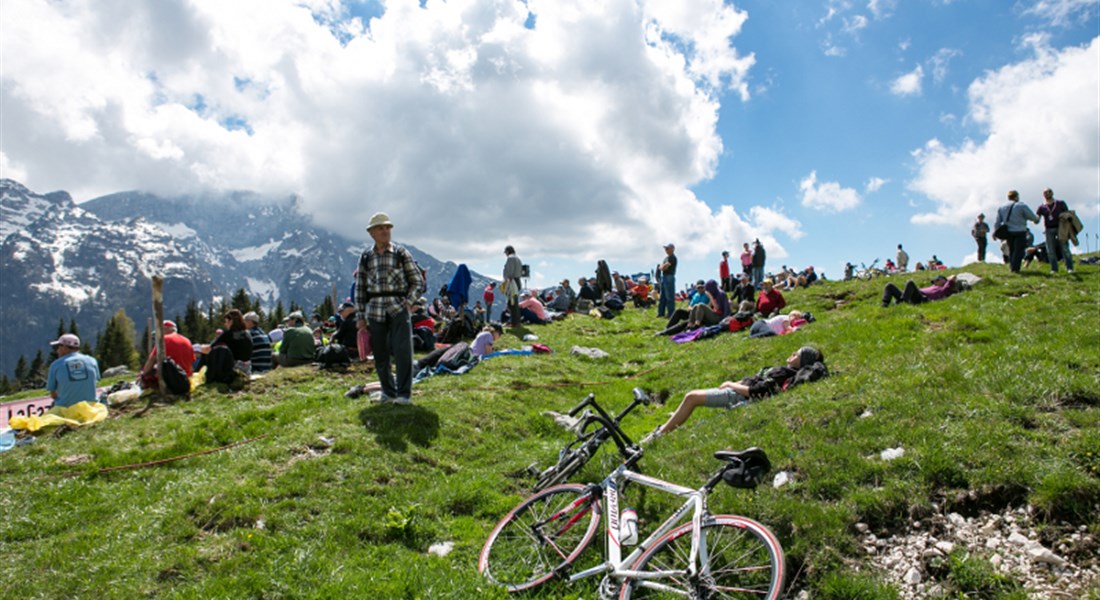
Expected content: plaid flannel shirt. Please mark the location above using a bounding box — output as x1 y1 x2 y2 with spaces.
356 242 422 322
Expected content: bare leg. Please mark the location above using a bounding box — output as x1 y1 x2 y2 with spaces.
657 390 708 435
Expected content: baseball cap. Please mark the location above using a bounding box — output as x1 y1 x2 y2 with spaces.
163 320 177 329
663 242 675 249
50 333 80 348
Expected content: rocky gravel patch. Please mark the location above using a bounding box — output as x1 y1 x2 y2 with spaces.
859 504 1099 599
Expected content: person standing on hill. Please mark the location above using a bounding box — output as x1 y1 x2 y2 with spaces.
1035 188 1074 274
656 243 678 318
739 242 753 278
971 214 990 262
502 245 524 327
896 244 909 272
356 213 424 404
751 239 766 288
46 333 100 408
995 190 1040 273
483 283 495 318
719 251 731 292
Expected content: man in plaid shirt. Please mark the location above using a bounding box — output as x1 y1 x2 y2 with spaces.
356 212 423 404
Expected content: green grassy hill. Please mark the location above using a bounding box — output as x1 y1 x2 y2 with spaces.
2 261 1097 598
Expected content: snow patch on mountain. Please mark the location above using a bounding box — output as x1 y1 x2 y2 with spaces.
246 277 279 301
159 222 198 239
231 240 280 262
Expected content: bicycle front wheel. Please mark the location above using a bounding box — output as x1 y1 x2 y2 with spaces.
478 483 602 592
619 514 784 600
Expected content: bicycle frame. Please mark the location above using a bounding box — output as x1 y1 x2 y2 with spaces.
554 463 715 592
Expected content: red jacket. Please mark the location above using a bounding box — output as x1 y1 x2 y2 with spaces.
756 289 786 316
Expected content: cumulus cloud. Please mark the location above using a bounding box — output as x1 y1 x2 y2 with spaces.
890 64 924 95
800 171 862 211
865 176 888 193
1022 0 1097 26
0 0 782 275
909 35 1100 225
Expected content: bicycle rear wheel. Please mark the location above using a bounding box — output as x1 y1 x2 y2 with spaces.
478 483 602 592
619 514 784 599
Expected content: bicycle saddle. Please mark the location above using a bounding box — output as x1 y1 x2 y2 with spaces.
715 447 771 489
714 447 768 463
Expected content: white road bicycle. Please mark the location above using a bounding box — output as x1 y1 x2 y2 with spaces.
479 446 785 599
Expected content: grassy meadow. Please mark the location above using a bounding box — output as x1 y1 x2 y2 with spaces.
1 260 1097 599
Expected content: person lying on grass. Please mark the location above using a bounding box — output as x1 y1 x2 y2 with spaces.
640 346 827 444
881 274 957 307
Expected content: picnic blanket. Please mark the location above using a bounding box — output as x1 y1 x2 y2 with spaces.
8 401 108 432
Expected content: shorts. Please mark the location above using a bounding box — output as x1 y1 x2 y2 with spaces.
702 387 749 409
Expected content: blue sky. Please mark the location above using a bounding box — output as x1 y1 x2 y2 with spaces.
2 0 1098 291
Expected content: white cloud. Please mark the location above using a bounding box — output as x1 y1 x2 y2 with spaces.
868 0 897 19
929 48 961 83
844 14 868 34
890 64 924 95
0 152 29 183
865 177 888 193
800 171 862 211
1022 0 1098 26
0 0 774 273
909 36 1100 225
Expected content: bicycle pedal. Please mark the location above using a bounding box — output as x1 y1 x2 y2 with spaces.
525 462 541 476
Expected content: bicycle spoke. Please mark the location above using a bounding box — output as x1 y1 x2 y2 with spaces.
621 517 784 600
479 484 601 592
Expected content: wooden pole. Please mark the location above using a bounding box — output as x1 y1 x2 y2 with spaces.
140 275 167 415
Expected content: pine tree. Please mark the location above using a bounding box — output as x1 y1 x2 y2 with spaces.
56 318 66 339
0 375 11 395
97 309 139 370
268 301 286 331
13 355 28 383
140 322 151 358
230 288 252 313
183 299 207 342
316 295 336 321
27 350 47 387
69 318 79 336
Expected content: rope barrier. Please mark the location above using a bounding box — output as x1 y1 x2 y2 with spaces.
53 434 269 478
445 358 673 392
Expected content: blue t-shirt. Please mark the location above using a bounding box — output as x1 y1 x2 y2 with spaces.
46 352 101 408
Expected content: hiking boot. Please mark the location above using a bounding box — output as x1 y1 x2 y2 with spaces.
393 396 412 405
345 384 367 399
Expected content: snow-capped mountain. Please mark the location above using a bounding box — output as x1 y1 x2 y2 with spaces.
0 179 491 378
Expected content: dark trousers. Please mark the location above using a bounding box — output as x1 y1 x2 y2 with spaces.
519 307 548 325
976 237 987 262
1044 228 1073 272
882 281 926 306
1007 231 1028 273
369 310 413 398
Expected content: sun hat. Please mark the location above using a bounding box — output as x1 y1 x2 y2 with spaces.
367 212 394 230
49 333 80 348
